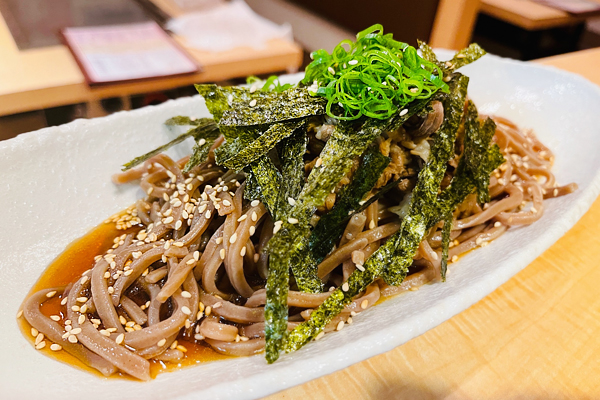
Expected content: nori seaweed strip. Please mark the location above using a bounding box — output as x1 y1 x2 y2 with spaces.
418 41 486 75
463 102 497 203
309 146 390 264
182 124 221 173
122 118 216 171
248 156 282 218
381 74 469 285
218 120 304 172
165 115 202 126
219 87 326 127
277 124 308 217
439 210 453 281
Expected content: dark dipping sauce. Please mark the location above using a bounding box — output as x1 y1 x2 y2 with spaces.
18 218 230 380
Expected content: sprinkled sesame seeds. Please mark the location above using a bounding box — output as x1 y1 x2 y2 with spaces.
68 335 78 343
355 264 365 272
50 343 62 351
229 233 238 244
46 291 57 298
175 220 183 230
315 332 325 341
249 226 256 236
251 200 260 207
220 249 226 259
287 197 296 206
336 321 345 331
452 255 459 262
494 221 502 228
240 247 247 257
237 214 247 222
157 339 167 347
205 306 212 316
328 66 335 75
253 253 260 262
174 241 184 247
35 341 46 350
348 59 358 65
181 291 192 298
251 211 258 222
342 282 349 292
186 258 196 265
475 237 483 245
205 210 212 219
315 157 323 167
249 99 257 107
400 109 408 116
78 315 86 324
288 217 299 224
360 299 369 309
181 306 192 315
213 302 222 309
193 251 200 260
61 298 68 305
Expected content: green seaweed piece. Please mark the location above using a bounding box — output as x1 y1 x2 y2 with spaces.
182 125 221 173
381 74 469 285
219 87 327 127
122 118 215 171
218 120 304 172
418 41 486 75
463 102 498 203
165 115 202 126
439 210 453 281
248 156 282 218
277 125 308 217
309 146 390 264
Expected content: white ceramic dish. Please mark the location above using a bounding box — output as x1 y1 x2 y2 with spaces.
2 52 600 400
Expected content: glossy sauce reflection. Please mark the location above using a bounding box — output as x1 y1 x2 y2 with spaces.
19 219 229 380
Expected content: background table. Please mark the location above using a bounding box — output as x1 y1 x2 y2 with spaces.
265 48 600 399
0 0 303 118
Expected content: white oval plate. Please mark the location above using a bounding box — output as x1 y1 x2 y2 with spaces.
2 52 600 400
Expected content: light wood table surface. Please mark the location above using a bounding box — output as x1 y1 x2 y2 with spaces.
265 48 600 399
0 0 302 117
480 0 600 30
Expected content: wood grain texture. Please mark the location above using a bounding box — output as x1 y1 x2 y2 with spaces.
264 49 600 400
430 0 481 50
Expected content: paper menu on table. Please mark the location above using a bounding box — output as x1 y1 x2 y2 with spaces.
62 21 199 85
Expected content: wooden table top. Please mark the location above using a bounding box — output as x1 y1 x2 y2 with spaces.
265 47 600 399
480 0 600 30
0 0 303 117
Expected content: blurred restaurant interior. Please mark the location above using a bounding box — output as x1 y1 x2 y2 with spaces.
1 0 600 139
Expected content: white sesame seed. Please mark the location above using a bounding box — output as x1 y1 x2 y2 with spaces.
157 339 167 347
400 109 408 116
35 333 44 345
50 315 60 321
219 249 226 259
273 224 282 234
253 253 260 262
229 233 237 244
46 291 57 298
68 335 78 343
475 237 483 245
61 297 68 305
181 291 192 298
336 321 345 331
342 282 349 292
369 220 376 230
186 258 195 265
315 331 325 341
223 200 231 207
181 306 192 316
193 251 200 261
70 328 82 335
452 255 459 262
174 241 184 247
288 217 299 224
251 200 260 207
205 210 212 219
237 215 247 222
328 66 335 75
35 341 46 350
71 306 80 312
205 306 212 316
287 197 296 206
360 299 369 309
216 237 223 244
315 157 323 167
50 343 62 351
240 247 247 257
494 221 502 228
175 220 183 230
249 99 257 107
355 264 365 272
249 226 256 236
251 211 258 222
348 59 358 65
78 315 86 324
80 276 89 285
431 252 439 261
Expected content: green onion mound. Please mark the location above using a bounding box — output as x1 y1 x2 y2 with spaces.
302 24 448 121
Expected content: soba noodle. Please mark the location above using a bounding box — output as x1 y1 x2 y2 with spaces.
19 115 576 380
